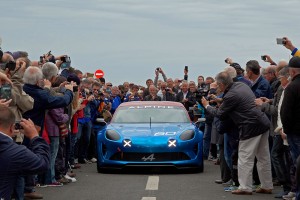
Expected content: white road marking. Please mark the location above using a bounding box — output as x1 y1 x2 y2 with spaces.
141 197 156 200
145 176 159 190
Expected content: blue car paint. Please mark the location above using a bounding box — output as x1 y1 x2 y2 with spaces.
97 122 203 170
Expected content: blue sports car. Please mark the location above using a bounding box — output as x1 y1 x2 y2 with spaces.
96 101 204 172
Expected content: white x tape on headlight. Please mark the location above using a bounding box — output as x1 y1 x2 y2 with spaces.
123 140 132 147
168 140 176 147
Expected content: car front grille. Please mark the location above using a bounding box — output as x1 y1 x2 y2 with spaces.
110 152 190 162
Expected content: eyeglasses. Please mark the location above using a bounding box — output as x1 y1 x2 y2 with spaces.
107 84 112 87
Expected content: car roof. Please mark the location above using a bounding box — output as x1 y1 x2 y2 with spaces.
119 101 185 108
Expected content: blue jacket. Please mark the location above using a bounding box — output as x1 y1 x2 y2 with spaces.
111 96 122 114
0 134 50 199
236 75 252 87
251 75 273 99
23 84 73 128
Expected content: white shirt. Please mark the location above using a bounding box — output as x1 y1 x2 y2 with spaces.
183 91 188 99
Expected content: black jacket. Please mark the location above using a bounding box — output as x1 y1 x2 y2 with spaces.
0 134 50 199
176 91 193 111
206 82 270 140
144 95 161 101
280 74 300 135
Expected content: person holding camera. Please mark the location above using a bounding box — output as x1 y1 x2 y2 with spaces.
159 82 175 101
166 78 178 94
144 85 161 101
0 106 50 200
202 71 272 195
154 67 167 88
282 37 300 58
21 66 73 197
176 81 193 111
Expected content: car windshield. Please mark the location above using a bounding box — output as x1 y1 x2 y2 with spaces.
112 105 190 123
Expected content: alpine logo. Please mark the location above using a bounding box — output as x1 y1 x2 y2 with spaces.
142 154 156 162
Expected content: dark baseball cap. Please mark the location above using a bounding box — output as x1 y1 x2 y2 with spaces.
288 56 300 69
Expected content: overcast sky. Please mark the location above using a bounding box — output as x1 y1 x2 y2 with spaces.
1 0 299 85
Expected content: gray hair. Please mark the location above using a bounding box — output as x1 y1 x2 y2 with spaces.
215 71 233 86
23 66 43 85
224 66 237 79
278 66 289 77
42 62 58 80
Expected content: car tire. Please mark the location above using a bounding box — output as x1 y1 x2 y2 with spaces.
97 164 108 173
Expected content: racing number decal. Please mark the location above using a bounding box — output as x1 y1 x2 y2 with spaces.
142 154 156 162
154 132 176 136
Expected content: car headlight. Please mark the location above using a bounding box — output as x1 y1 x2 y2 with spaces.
180 130 195 141
105 130 121 141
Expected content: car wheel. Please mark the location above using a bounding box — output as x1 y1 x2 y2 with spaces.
97 164 108 173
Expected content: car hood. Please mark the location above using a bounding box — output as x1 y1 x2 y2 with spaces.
109 123 193 137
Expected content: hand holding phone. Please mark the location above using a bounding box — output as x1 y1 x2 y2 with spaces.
261 55 267 61
0 84 12 100
276 38 286 45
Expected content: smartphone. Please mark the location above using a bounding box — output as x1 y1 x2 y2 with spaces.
61 56 66 62
276 38 286 45
15 122 23 130
0 84 12 100
39 56 44 63
184 66 188 71
73 85 78 92
261 55 267 61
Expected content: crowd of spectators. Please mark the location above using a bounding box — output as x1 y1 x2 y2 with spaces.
0 36 299 200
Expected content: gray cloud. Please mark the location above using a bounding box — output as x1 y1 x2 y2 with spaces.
1 0 299 85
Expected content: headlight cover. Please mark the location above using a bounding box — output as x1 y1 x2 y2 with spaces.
180 130 195 141
105 130 121 141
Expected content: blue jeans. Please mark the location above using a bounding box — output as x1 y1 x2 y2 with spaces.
76 121 92 161
271 135 291 192
203 123 212 159
14 176 24 200
224 133 233 170
69 133 77 165
45 137 60 184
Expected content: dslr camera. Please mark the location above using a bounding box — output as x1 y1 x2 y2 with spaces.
193 87 210 102
0 61 16 71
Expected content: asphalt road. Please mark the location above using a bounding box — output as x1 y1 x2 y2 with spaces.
37 161 281 200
